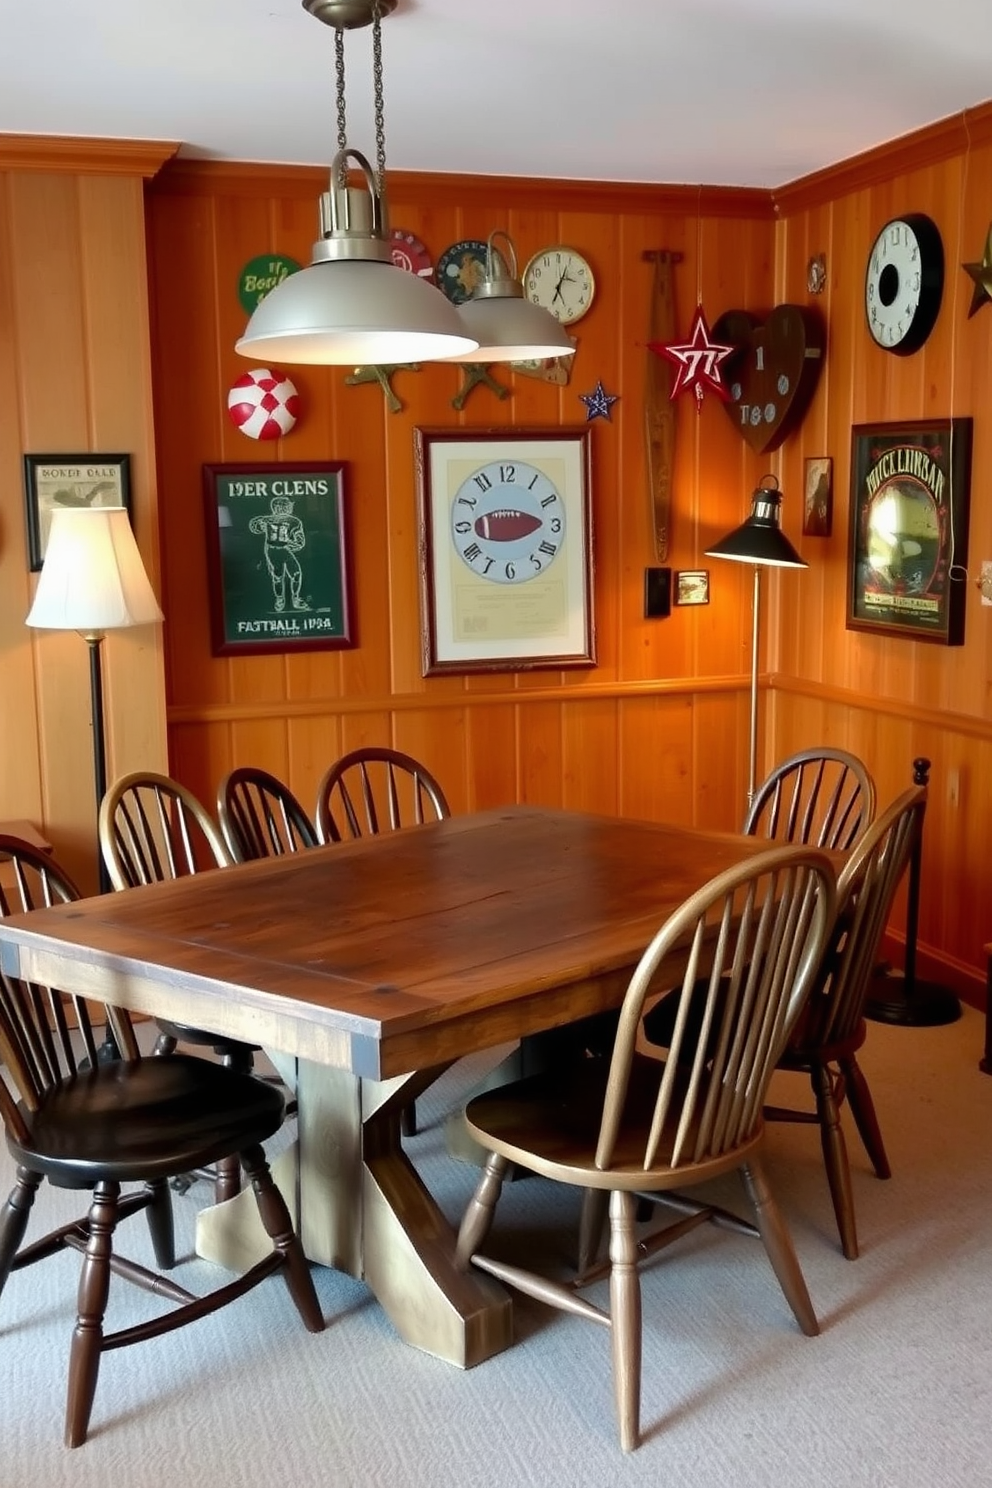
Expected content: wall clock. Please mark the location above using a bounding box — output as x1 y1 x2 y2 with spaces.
864 214 944 355
522 246 596 325
712 305 825 454
451 457 565 584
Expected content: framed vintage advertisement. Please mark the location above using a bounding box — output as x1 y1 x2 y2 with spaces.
415 427 595 674
202 462 352 655
23 452 130 571
847 420 971 646
803 455 833 537
675 569 710 606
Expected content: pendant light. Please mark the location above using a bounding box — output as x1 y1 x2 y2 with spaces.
236 0 477 366
448 231 577 363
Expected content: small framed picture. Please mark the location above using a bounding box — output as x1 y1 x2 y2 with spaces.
803 455 833 537
675 569 710 606
23 453 130 570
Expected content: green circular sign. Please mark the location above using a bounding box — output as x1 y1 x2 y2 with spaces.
238 254 302 314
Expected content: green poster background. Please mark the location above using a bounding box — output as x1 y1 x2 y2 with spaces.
203 463 351 654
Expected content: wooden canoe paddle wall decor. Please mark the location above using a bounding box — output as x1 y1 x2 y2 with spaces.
643 249 683 560
712 305 825 453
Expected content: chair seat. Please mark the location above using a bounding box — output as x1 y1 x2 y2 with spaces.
8 1056 286 1187
464 1055 763 1192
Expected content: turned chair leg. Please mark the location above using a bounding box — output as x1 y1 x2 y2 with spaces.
0 1167 42 1298
455 1151 508 1271
240 1145 324 1333
841 1055 891 1179
740 1156 819 1337
811 1062 858 1260
66 1180 120 1448
144 1178 177 1269
609 1190 642 1453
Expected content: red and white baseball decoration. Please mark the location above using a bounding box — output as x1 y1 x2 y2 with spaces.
227 367 300 440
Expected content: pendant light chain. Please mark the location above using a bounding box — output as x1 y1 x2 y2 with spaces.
371 0 386 195
334 25 347 189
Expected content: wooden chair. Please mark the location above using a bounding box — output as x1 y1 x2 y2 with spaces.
0 834 324 1447
641 746 875 1057
765 784 927 1258
99 771 256 1201
315 746 450 844
455 845 837 1452
315 747 450 1139
745 746 876 850
217 765 318 862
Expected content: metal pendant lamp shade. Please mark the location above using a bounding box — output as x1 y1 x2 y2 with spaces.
705 479 807 569
448 231 576 364
236 0 478 367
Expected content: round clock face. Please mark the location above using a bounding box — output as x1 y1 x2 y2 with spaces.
523 246 596 325
865 214 944 355
451 459 564 585
436 239 492 304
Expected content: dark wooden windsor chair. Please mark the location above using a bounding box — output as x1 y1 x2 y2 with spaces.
0 834 323 1447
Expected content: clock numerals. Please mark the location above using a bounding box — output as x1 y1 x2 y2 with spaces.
523 245 596 326
864 214 944 356
452 460 566 584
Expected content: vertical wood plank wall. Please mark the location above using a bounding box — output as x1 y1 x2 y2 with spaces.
0 139 173 892
770 108 992 1003
3 112 988 1004
147 165 779 844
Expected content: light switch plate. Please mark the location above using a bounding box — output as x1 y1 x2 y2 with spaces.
981 560 992 607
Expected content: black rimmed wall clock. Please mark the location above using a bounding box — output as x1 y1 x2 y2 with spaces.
864 214 944 355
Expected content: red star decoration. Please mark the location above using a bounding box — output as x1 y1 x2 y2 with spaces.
649 304 736 410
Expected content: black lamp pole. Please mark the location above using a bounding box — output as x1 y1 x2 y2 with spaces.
85 633 112 896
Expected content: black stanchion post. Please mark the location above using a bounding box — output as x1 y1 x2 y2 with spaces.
866 756 961 1027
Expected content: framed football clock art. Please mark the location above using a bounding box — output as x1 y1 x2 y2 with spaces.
414 427 595 674
864 214 944 355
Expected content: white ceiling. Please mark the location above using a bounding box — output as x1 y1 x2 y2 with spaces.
2 0 991 188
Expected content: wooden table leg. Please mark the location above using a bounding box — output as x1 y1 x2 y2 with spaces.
195 1057 512 1368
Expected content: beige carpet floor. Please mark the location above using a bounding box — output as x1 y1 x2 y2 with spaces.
1 1006 990 1487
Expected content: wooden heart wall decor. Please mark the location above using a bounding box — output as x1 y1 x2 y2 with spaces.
711 305 825 453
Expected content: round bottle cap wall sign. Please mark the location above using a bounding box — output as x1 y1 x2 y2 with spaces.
238 255 302 314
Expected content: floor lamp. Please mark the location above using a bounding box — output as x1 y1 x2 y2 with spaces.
705 476 807 810
26 506 164 894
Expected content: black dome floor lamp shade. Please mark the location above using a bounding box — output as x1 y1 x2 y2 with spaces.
26 507 163 893
236 0 477 367
705 476 807 809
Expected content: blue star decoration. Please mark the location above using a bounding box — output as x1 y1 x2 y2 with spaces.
579 380 620 421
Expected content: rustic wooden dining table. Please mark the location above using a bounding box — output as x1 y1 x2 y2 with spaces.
0 805 780 1369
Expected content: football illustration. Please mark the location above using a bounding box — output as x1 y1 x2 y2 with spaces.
227 368 300 440
474 509 542 543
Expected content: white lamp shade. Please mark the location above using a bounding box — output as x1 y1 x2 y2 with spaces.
446 295 577 363
236 259 478 365
26 507 163 633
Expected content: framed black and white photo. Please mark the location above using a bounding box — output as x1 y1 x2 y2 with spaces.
23 452 130 571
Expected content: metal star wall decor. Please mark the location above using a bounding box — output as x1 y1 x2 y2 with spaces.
962 223 992 318
649 303 735 409
580 380 619 421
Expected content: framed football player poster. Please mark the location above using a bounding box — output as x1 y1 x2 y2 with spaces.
414 427 595 675
202 462 352 655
